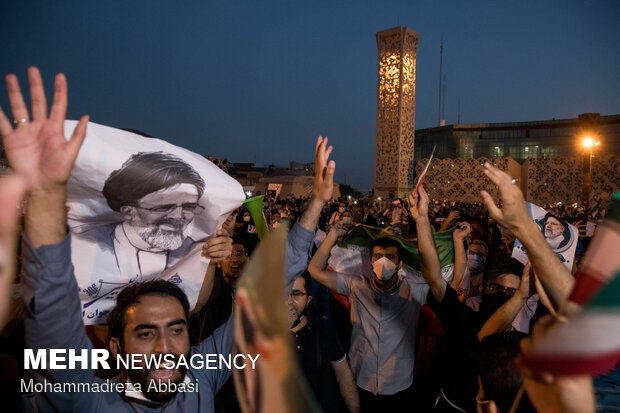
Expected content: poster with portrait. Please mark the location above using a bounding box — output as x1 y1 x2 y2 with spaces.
63 120 245 324
512 202 579 271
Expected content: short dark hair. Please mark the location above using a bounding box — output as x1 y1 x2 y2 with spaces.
107 280 190 341
483 253 524 287
479 331 535 413
102 151 205 212
369 237 402 259
299 270 312 294
231 235 246 248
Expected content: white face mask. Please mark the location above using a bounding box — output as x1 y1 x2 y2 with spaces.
372 257 397 281
467 253 484 273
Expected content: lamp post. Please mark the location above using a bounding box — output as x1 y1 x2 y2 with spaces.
581 137 600 210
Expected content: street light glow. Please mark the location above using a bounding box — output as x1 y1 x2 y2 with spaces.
582 137 594 148
581 136 600 149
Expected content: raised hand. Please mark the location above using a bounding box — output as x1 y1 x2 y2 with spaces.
480 162 531 235
0 67 88 193
312 136 335 203
201 228 233 263
445 210 460 225
299 136 336 232
328 222 347 238
407 186 429 222
453 221 472 240
516 261 533 301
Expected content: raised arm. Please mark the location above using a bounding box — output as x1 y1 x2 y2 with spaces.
285 136 335 293
480 163 573 312
450 221 471 296
307 226 345 291
298 136 335 232
1 68 88 246
478 262 532 340
438 210 460 233
408 186 446 302
1 68 93 402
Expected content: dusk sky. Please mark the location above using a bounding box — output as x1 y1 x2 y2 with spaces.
1 0 619 191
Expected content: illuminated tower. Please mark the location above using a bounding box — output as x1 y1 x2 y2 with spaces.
374 27 419 198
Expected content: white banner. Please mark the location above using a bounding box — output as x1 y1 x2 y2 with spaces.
64 121 245 324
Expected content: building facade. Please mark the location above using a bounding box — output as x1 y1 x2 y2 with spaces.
413 113 620 206
414 113 620 164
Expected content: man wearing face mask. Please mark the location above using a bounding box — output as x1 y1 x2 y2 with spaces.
309 225 431 411
341 210 353 227
467 240 488 297
408 186 525 412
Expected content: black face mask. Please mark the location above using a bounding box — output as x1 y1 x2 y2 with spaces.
479 292 512 320
291 301 309 329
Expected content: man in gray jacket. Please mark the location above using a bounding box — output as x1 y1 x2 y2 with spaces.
1 67 338 412
3 68 236 412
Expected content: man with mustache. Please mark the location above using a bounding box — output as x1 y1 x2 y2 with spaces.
100 151 206 278
2 68 235 411
107 279 207 405
541 213 568 250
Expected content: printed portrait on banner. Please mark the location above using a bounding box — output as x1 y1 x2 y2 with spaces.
512 202 579 270
64 121 245 324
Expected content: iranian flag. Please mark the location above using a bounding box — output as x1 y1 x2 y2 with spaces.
521 192 620 376
327 225 457 284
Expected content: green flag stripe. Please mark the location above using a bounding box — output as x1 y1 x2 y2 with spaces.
338 224 456 270
608 192 620 224
586 272 620 309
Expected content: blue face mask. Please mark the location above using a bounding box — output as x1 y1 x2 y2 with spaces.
467 253 484 273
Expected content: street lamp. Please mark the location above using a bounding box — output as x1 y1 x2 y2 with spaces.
580 136 601 209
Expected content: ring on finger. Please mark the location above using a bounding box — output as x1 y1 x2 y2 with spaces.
13 117 29 125
510 178 517 185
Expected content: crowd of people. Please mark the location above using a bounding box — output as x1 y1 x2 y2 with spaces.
0 67 617 413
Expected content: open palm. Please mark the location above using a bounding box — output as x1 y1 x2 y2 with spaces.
0 67 88 192
313 136 335 203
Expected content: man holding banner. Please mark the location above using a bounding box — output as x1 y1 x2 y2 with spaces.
1 68 237 411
